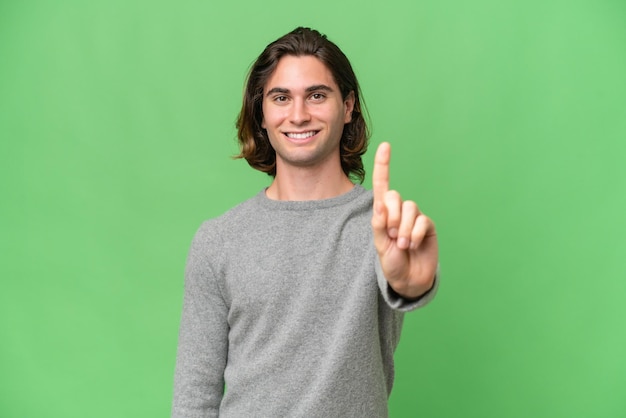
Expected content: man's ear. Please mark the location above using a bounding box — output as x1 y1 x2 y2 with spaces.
344 91 355 123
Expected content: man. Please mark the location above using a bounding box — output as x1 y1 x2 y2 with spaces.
173 27 439 417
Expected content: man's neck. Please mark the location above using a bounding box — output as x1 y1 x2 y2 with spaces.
265 164 354 201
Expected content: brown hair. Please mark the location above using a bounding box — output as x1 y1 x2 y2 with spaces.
235 27 369 183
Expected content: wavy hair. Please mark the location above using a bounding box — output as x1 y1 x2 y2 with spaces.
235 27 369 183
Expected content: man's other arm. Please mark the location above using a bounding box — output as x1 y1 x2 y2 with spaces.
172 222 228 418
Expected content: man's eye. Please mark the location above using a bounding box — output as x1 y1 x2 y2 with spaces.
274 96 288 102
311 93 325 100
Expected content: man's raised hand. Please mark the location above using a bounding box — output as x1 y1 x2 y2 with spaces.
371 142 439 299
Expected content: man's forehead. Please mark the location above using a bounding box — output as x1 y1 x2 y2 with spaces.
263 55 338 92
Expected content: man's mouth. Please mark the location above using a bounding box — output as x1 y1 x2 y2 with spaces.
284 131 319 139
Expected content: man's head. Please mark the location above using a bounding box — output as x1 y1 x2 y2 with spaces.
236 27 369 182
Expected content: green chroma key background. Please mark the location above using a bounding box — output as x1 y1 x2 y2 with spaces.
1 0 625 416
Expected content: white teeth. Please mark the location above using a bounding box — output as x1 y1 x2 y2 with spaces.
286 131 317 139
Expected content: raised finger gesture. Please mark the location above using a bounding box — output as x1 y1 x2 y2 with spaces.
371 142 439 299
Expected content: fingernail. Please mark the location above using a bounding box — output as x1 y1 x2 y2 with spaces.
397 237 408 248
388 228 398 238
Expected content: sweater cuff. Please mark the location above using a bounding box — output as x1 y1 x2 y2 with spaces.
375 259 440 312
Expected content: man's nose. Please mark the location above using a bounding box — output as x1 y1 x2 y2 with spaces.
289 100 311 125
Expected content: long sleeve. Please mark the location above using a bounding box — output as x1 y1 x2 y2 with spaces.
375 257 440 312
172 222 229 418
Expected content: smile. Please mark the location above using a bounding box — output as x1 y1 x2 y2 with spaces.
284 131 319 139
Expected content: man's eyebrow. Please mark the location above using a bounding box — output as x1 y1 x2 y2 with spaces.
266 87 289 96
306 84 334 93
265 85 335 97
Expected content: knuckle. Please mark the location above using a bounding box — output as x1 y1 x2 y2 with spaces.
421 215 434 229
384 190 401 202
402 200 418 214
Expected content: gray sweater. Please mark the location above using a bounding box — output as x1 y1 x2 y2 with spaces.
172 185 438 417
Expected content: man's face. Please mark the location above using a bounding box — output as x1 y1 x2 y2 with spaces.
261 55 354 173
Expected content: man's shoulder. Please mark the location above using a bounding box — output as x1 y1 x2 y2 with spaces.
221 190 266 218
199 189 265 229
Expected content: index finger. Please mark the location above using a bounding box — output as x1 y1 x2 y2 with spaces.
372 142 391 204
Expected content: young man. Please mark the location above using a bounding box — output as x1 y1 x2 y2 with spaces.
172 27 439 417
